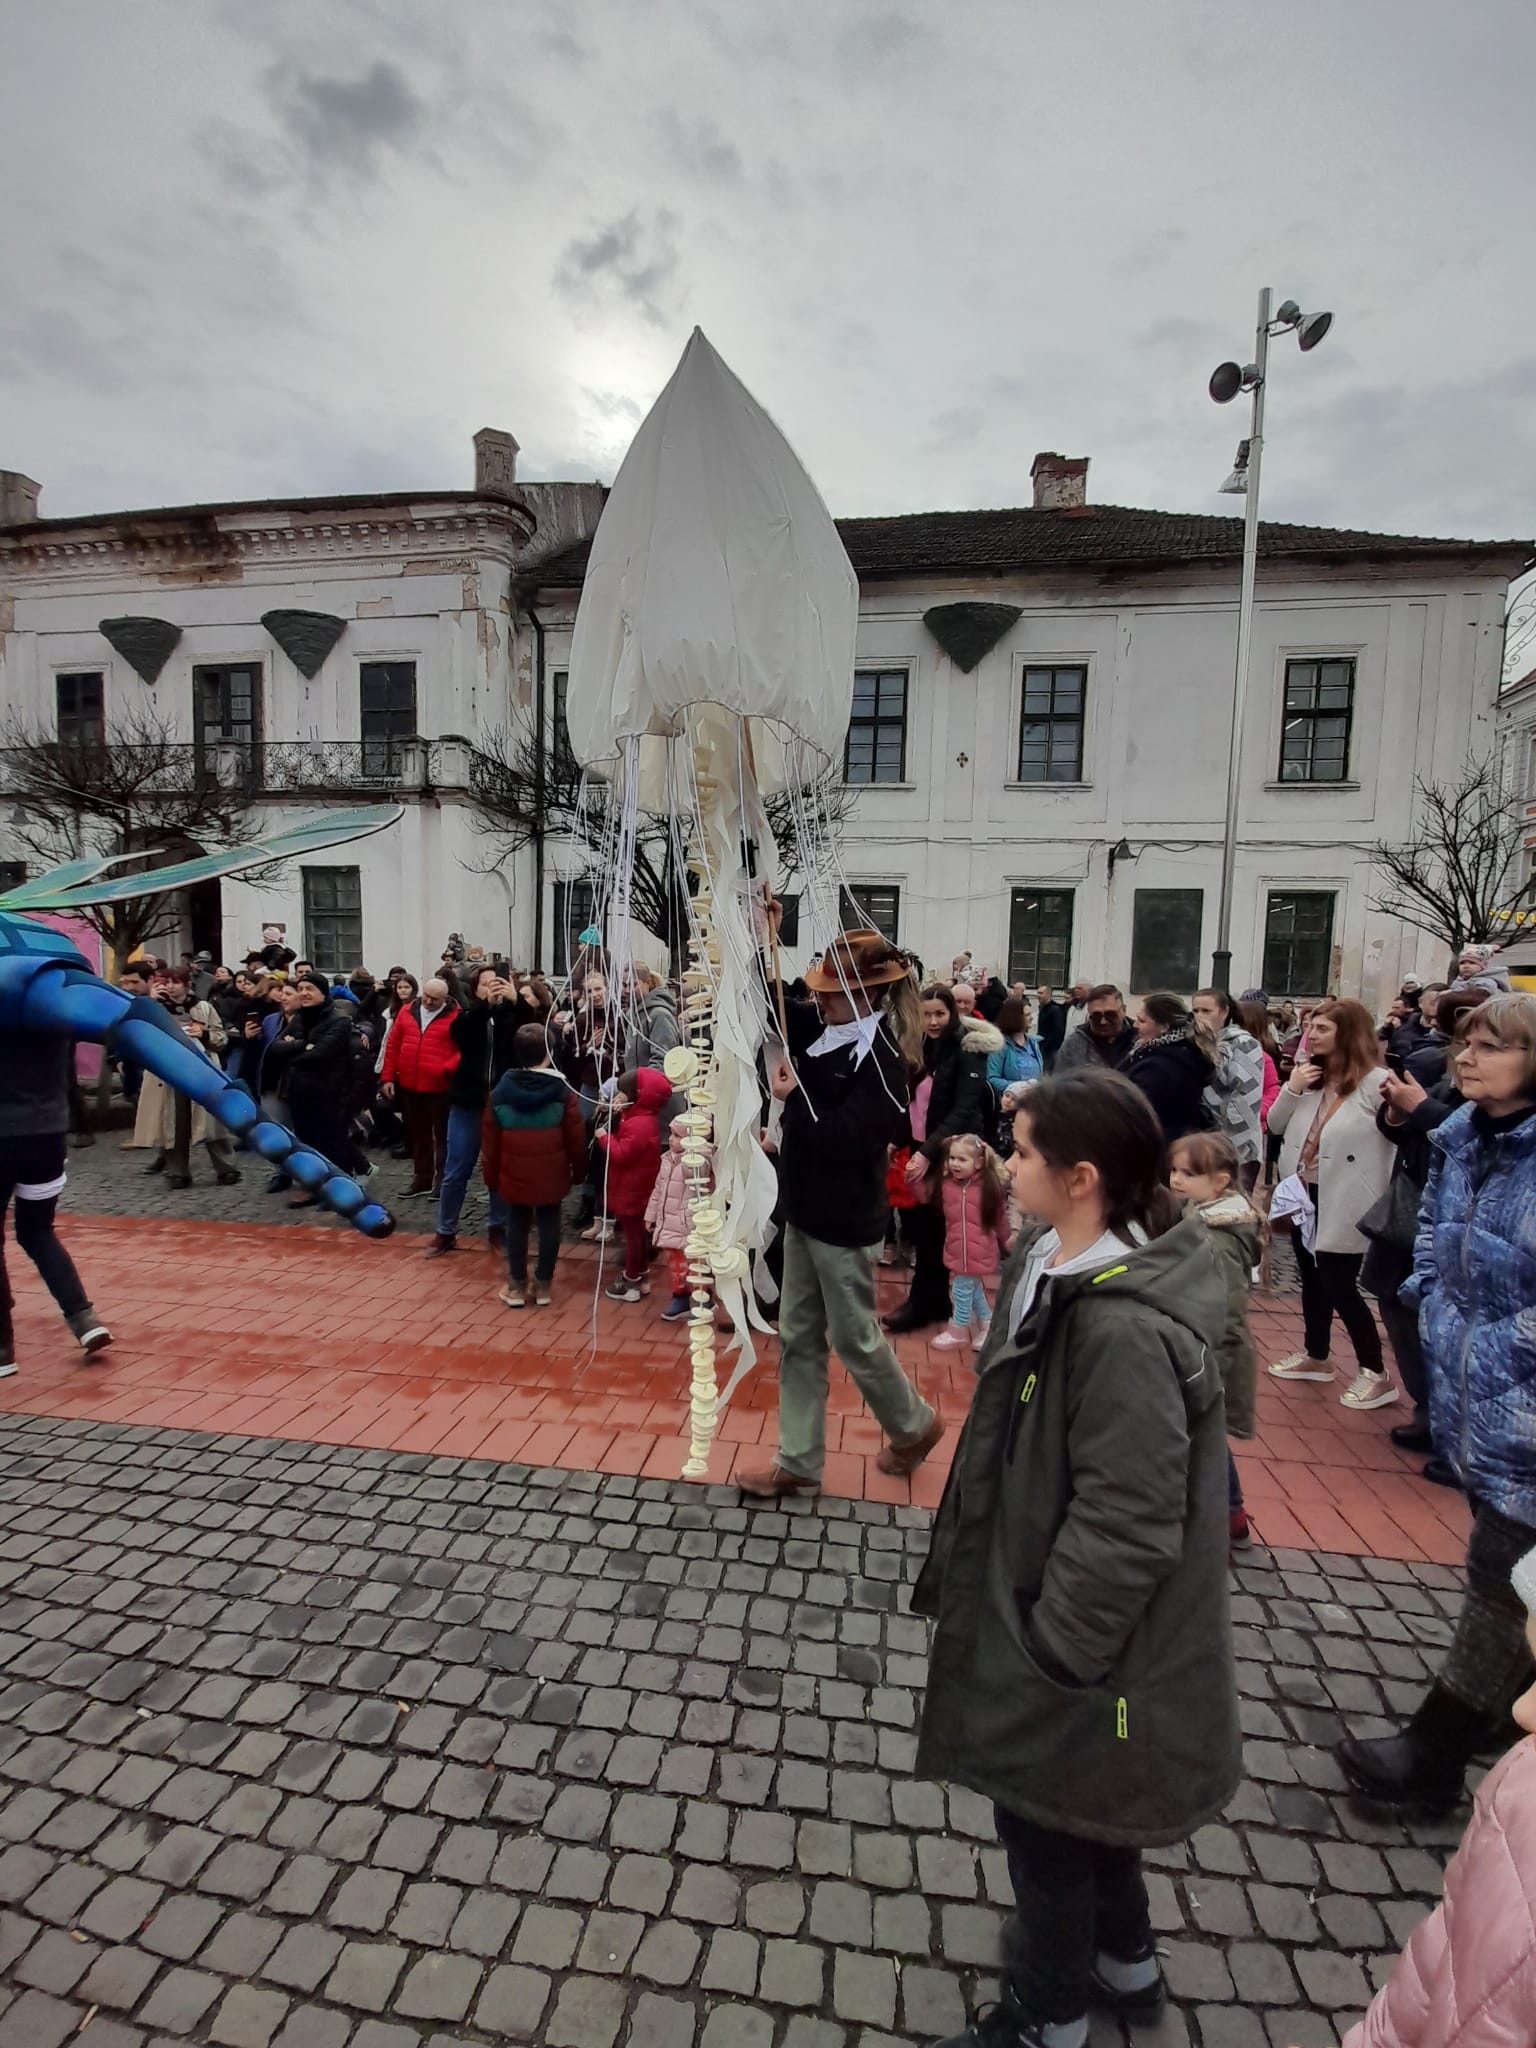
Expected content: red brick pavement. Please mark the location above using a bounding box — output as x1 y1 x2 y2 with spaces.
2 1214 1471 1565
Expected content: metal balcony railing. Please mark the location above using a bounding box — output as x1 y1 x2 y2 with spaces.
0 738 464 800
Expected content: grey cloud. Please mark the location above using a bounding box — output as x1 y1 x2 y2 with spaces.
263 58 429 180
1111 229 1188 280
1269 358 1536 540
928 407 987 447
834 6 938 76
555 210 684 326
655 108 743 184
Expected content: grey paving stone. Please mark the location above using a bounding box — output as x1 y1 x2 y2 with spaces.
628 1991 699 2048
15 1924 99 1994
544 1973 628 2048
79 1938 162 2009
832 1949 897 2028
138 1965 225 2033
701 1927 761 1996
575 1907 645 1973
201 1909 285 1976
699 2002 776 2047
475 1963 551 2040
634 1918 704 1985
141 1893 226 1961
759 1936 826 2007
511 1903 583 1970
323 1939 409 2012
392 1952 483 2022
262 1923 347 1993
209 1982 291 2048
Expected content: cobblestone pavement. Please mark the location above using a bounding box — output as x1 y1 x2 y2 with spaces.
0 1413 1481 2048
61 1129 458 1237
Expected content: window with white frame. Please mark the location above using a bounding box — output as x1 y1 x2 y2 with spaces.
844 670 908 784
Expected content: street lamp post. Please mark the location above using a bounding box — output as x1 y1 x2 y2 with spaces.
1208 291 1333 993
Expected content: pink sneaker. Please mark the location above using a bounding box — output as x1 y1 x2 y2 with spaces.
931 1326 969 1350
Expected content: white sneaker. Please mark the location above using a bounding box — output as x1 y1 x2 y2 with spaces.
930 1327 969 1350
0 1361 15 1379
1267 1352 1332 1382
970 1325 990 1351
581 1219 616 1243
1342 1370 1400 1411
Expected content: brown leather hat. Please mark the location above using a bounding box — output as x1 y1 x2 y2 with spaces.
804 928 911 993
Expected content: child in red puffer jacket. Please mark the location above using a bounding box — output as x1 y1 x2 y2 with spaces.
596 1067 672 1303
930 1132 1013 1352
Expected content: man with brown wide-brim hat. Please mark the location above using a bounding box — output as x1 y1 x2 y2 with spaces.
738 924 945 1499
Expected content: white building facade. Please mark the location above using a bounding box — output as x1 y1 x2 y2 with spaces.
2 444 1528 1004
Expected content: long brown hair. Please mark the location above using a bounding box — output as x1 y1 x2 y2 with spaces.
927 1133 1005 1230
1310 997 1381 1095
1238 999 1280 1062
883 974 924 1073
1015 1072 1181 1238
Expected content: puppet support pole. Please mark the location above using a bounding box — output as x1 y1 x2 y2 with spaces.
674 830 721 1479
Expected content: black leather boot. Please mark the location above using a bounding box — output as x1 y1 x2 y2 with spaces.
1336 1683 1491 1812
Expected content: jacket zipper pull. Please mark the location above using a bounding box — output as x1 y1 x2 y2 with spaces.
1115 1697 1128 1741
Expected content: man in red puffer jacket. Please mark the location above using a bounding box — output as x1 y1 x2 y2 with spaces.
381 976 460 1196
594 1067 672 1303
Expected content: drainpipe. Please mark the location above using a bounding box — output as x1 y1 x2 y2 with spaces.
529 607 547 972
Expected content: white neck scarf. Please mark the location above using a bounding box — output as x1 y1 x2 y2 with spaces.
805 1012 883 1067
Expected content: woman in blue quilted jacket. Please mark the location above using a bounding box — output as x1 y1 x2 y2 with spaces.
1339 993 1536 1812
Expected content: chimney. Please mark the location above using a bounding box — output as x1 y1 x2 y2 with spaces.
1031 452 1089 511
0 471 41 526
473 429 519 498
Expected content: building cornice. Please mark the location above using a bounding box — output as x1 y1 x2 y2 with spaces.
0 494 536 583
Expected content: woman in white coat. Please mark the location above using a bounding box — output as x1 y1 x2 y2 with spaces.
1267 997 1399 1410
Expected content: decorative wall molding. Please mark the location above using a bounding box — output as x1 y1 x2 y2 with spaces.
922 601 1023 672
0 499 535 583
261 608 347 678
98 615 181 683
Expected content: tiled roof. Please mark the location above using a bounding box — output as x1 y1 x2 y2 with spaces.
529 503 1532 586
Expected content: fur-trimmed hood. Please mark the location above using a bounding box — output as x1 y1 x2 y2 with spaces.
961 1018 1004 1057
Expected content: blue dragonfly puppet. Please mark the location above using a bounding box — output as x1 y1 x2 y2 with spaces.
0 808 403 1238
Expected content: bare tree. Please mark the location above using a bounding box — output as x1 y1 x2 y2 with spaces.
0 706 261 974
465 718 858 970
1369 756 1534 958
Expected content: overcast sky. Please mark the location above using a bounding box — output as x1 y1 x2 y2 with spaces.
3 0 1535 570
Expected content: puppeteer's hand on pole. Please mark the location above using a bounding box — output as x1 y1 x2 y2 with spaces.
768 1055 798 1102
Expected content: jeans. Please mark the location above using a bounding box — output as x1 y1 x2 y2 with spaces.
0 1133 92 1351
775 1226 934 1480
994 1803 1153 2027
437 1105 484 1236
1362 1240 1427 1415
505 1203 562 1288
399 1088 450 1189
620 1215 650 1281
950 1272 991 1330
1291 1221 1383 1375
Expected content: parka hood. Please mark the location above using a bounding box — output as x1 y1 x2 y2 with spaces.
496 1066 567 1109
629 1066 674 1114
961 1019 1005 1056
1039 1213 1228 1421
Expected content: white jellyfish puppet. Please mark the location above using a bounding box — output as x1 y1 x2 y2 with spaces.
562 327 859 1476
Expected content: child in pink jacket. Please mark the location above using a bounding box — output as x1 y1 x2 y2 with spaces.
1329 1543 1536 2048
644 1123 714 1322
929 1132 1012 1351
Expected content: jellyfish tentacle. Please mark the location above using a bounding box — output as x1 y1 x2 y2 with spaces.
0 948 394 1239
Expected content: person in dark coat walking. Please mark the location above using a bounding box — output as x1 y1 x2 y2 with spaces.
884 986 1000 1335
1123 991 1215 1144
738 929 943 1499
914 1071 1240 2047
